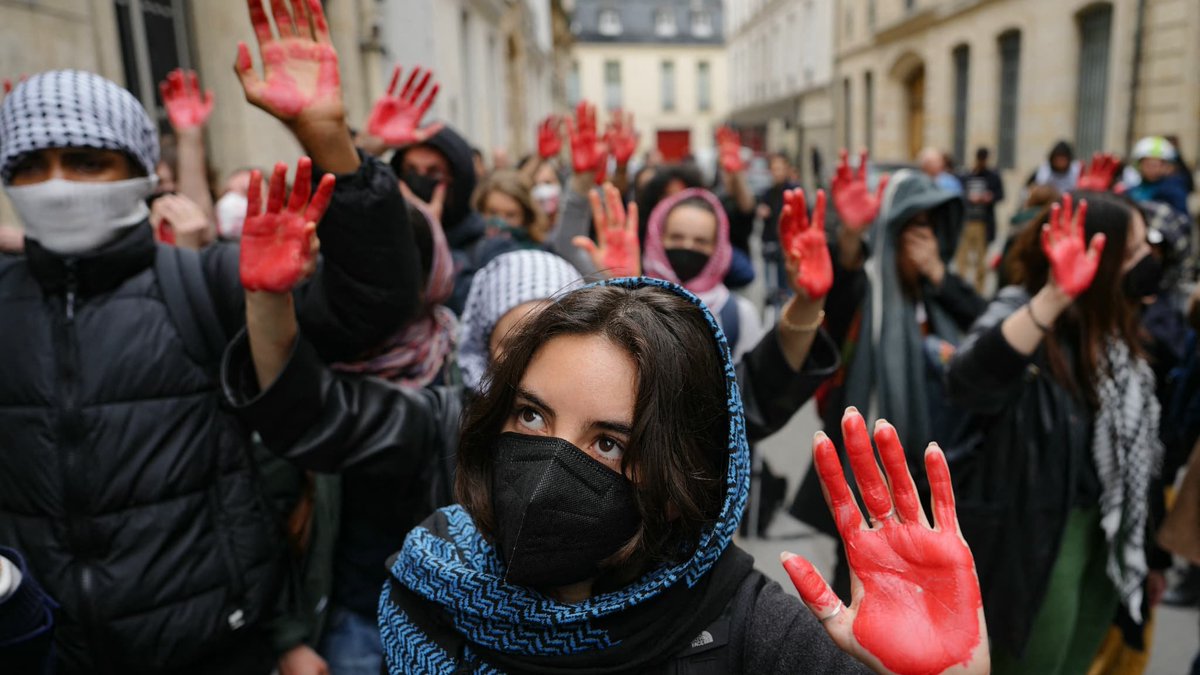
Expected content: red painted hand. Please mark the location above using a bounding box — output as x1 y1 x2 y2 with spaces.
538 115 563 160
159 69 214 131
240 157 334 293
605 109 639 166
566 101 608 179
1042 193 1105 298
573 182 640 278
832 149 888 232
1077 152 1121 192
780 188 833 299
783 408 988 675
235 0 343 126
366 65 443 147
716 126 746 174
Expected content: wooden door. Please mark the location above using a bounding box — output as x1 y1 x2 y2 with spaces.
657 129 692 162
906 67 926 160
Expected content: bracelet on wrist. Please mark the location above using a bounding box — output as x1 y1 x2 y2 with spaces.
1027 303 1051 333
780 308 825 334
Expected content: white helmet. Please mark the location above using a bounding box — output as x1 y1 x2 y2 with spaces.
1131 136 1177 162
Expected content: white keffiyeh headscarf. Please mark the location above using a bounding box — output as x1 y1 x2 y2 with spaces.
1092 337 1164 622
458 250 584 391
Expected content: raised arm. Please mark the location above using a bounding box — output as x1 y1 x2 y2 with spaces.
160 68 217 239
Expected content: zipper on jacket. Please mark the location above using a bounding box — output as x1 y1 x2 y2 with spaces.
56 261 105 666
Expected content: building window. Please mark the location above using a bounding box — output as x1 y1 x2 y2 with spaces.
868 0 877 30
604 60 622 110
844 5 853 38
952 44 970 166
661 60 676 112
997 30 1021 169
906 0 917 10
654 9 677 37
864 72 874 155
1076 5 1113 158
567 60 581 107
598 8 622 36
697 60 712 112
843 77 853 150
691 10 714 38
114 0 193 131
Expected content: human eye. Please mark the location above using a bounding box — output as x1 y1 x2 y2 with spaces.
513 405 547 432
592 436 626 463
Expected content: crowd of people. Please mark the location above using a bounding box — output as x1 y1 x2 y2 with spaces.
1 2 1198 674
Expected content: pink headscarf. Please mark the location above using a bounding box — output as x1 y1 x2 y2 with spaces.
332 202 457 387
642 188 733 311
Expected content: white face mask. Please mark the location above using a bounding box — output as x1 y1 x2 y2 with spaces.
4 176 157 255
216 191 248 240
531 182 561 215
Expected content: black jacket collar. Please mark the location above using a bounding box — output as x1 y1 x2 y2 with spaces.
25 223 157 297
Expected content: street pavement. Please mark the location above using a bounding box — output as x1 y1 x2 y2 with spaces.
739 400 1199 674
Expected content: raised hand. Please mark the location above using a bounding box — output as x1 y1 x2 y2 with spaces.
1042 193 1104 298
780 189 833 299
573 182 640 278
716 126 746 174
159 69 214 131
366 65 443 147
783 408 987 675
538 115 563 159
832 149 888 232
605 109 639 166
1077 152 1121 192
240 157 334 293
566 101 609 180
236 0 342 126
151 194 213 250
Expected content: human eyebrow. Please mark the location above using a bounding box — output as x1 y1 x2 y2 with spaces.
514 387 555 418
590 419 633 437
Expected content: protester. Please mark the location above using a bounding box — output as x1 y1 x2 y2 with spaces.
158 68 217 229
214 167 260 240
1028 140 1082 193
790 156 986 598
222 205 989 671
918 146 964 196
1121 136 1191 217
0 0 420 670
958 147 1006 291
474 168 550 250
758 151 801 306
713 126 759 285
947 192 1164 674
530 158 563 223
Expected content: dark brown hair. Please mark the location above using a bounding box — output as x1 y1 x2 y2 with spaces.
455 284 729 571
1005 191 1143 407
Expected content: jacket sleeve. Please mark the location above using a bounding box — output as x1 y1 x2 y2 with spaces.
204 152 422 362
0 547 57 671
946 288 1035 415
740 327 840 443
221 328 454 480
929 272 988 331
823 249 868 349
739 575 870 674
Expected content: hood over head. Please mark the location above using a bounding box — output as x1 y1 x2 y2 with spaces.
390 125 478 234
643 188 733 292
879 168 965 261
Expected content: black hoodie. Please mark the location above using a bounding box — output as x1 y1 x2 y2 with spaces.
392 126 487 313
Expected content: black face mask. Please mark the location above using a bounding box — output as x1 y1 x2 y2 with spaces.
665 248 710 283
490 432 641 588
401 171 441 204
1123 254 1163 299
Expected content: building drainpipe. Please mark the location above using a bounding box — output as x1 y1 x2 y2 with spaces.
1125 0 1148 154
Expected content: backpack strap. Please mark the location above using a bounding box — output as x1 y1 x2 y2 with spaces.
718 296 741 354
154 244 228 372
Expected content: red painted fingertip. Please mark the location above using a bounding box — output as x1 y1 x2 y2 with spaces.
782 553 841 615
924 444 958 533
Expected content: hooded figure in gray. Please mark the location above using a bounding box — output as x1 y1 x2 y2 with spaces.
791 169 985 557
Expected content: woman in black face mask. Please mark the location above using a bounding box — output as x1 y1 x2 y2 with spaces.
641 188 768 361
947 192 1166 674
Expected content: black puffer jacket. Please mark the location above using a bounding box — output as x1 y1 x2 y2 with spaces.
0 155 420 674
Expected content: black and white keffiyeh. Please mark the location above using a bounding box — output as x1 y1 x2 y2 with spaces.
1093 337 1163 623
458 250 584 391
0 70 158 182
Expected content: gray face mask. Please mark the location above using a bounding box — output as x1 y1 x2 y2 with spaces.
5 176 157 255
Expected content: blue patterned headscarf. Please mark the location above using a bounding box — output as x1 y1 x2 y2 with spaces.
380 277 752 673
